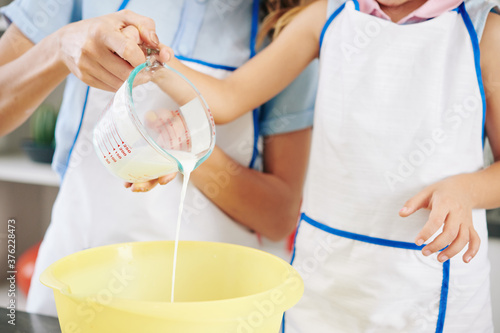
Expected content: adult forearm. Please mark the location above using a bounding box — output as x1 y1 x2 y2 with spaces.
165 1 320 125
190 147 301 241
0 32 68 136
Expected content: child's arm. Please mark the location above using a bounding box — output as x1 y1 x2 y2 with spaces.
400 12 500 263
166 1 327 124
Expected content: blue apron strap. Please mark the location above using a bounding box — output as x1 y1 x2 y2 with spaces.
248 0 260 169
320 2 347 50
436 260 450 333
249 0 259 58
352 0 360 11
302 213 425 250
117 0 131 11
458 2 487 146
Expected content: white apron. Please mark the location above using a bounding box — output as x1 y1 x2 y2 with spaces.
284 1 492 332
27 0 288 315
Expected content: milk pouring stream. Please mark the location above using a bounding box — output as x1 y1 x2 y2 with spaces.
93 59 216 302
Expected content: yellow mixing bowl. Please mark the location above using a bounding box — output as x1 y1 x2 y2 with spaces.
40 241 304 333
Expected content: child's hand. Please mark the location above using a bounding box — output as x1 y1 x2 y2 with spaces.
399 174 480 263
124 173 177 192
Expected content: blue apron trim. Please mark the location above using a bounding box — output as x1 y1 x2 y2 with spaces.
117 0 130 11
62 86 90 180
319 2 346 50
301 213 425 250
290 219 302 265
176 55 237 72
248 0 261 169
459 2 487 146
249 0 260 58
282 218 302 333
297 213 450 333
352 0 360 11
436 260 450 333
249 109 260 169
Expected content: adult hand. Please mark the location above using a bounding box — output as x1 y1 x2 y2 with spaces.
399 174 480 264
57 9 170 91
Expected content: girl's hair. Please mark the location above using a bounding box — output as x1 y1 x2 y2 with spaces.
258 0 315 47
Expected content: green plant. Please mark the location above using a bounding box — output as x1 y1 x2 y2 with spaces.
30 104 57 146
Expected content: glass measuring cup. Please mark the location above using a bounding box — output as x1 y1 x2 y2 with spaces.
93 56 215 183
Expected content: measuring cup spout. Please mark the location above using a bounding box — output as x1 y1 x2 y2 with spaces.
145 55 163 72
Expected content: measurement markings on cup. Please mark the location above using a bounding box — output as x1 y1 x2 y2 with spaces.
110 116 130 159
96 114 133 164
104 119 119 162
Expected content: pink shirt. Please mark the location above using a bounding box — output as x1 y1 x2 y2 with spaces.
358 0 464 24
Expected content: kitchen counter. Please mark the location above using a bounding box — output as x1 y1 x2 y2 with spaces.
0 308 61 333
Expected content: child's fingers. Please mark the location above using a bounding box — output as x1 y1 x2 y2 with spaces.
414 201 449 246
129 173 176 192
144 110 159 128
437 224 469 262
131 179 159 192
420 215 457 256
158 173 177 185
399 187 432 217
158 43 174 63
463 228 481 263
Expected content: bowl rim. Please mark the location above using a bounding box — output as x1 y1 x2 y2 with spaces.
40 240 304 320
